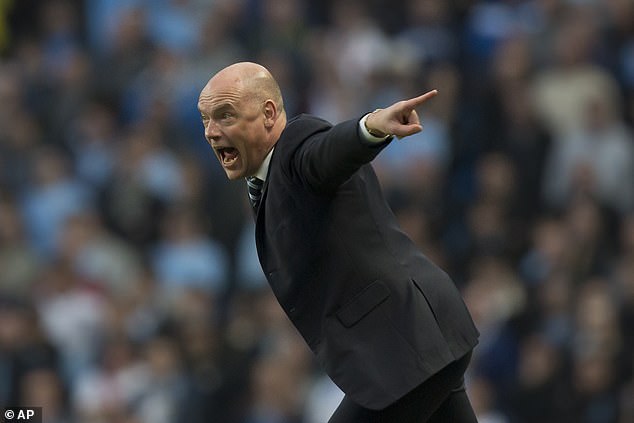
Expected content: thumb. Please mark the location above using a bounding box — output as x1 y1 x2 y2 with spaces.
392 109 422 137
394 123 423 138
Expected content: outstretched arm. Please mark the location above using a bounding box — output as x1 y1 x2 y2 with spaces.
293 90 438 193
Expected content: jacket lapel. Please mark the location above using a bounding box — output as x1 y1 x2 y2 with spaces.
254 147 275 266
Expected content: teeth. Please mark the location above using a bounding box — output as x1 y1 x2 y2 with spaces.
219 148 238 165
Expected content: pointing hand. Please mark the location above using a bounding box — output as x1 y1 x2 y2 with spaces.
364 90 438 139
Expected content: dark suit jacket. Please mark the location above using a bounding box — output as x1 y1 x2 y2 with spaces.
254 114 479 410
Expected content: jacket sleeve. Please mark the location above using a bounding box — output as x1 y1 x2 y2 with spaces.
287 115 391 193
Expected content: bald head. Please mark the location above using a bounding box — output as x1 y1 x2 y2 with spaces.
203 62 284 113
197 62 287 180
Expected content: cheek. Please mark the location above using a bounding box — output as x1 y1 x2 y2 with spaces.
242 129 263 154
234 123 264 164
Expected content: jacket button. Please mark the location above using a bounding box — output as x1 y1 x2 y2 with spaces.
289 307 296 315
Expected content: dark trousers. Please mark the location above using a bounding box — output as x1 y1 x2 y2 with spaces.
328 352 477 423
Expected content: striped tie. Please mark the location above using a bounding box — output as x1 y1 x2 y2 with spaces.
246 176 264 210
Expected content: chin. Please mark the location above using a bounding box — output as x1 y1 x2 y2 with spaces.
224 169 246 180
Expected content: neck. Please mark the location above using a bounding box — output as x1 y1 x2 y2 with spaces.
269 113 287 145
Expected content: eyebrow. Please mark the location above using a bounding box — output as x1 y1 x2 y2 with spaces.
213 103 234 113
199 101 235 116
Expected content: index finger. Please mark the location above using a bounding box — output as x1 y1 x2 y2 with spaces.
402 90 438 109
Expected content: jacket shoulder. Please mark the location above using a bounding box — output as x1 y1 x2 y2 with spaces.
273 114 332 169
281 114 332 143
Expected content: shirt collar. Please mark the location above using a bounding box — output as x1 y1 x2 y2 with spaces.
253 147 274 182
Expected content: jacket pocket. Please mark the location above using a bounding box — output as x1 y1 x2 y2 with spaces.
410 278 441 325
336 281 390 328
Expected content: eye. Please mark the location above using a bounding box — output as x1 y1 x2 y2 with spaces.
221 111 233 120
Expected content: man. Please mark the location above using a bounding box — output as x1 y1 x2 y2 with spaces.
198 62 479 422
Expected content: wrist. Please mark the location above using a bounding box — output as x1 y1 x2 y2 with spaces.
364 109 390 139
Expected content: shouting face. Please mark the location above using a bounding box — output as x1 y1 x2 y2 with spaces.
197 63 285 180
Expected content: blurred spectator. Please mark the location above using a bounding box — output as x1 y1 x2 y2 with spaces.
468 375 508 423
101 266 164 345
118 124 185 203
72 333 146 422
602 0 634 99
94 6 155 104
519 216 572 286
242 292 312 423
85 0 148 54
305 35 359 123
0 297 59 407
171 303 227 422
57 210 143 298
463 257 527 395
534 271 574 348
0 110 43 194
34 260 107 383
38 1 82 76
397 0 459 66
481 34 552 220
256 0 308 60
542 93 634 213
573 279 621 364
532 5 621 138
324 0 392 94
572 352 619 423
465 0 522 66
145 0 206 56
45 49 95 146
132 332 197 423
235 219 268 292
444 152 525 276
152 206 228 296
20 367 71 423
0 196 41 299
563 198 614 281
20 147 94 258
65 101 119 189
509 333 573 422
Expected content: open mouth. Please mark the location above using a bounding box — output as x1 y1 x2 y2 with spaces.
216 147 239 167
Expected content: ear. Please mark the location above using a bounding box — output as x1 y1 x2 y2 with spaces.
263 99 277 129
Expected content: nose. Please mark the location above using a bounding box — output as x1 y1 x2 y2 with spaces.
204 119 221 141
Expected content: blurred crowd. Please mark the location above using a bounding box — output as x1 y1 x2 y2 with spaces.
0 0 633 422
